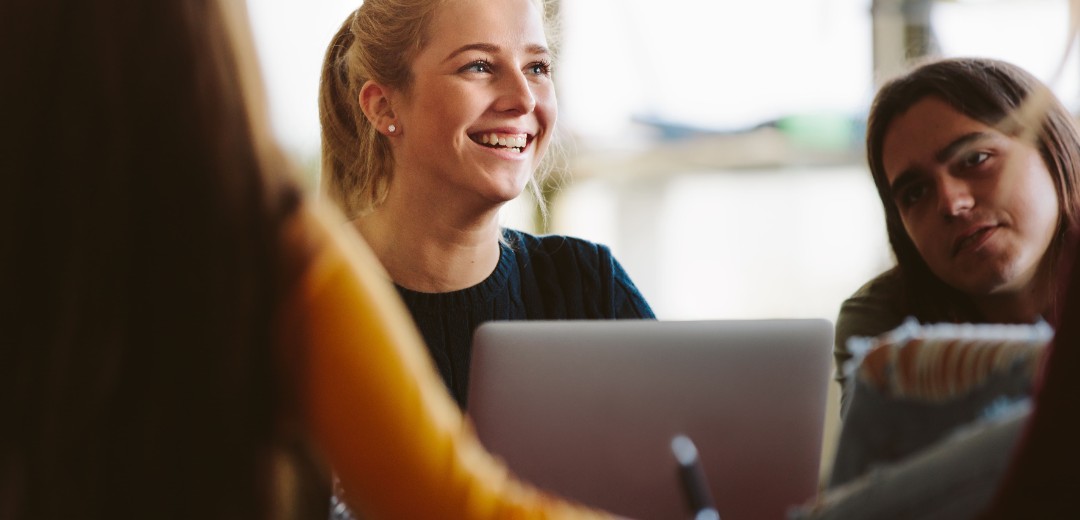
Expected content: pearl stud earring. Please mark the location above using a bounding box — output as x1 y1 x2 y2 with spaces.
388 124 397 134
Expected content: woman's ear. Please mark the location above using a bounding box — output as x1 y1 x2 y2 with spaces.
359 80 399 136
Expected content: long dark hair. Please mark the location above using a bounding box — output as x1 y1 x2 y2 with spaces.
865 57 1080 324
0 2 313 518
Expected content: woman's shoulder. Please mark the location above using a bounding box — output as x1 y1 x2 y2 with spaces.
501 228 613 261
847 267 905 303
500 228 653 318
836 267 909 348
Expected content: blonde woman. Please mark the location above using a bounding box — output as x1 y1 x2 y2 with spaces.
320 0 655 407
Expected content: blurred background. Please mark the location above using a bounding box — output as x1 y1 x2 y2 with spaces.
247 0 1077 323
246 0 1078 472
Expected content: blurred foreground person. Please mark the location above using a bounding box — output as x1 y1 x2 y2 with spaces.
0 1 614 519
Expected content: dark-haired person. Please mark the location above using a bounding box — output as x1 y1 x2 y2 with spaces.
834 57 1080 407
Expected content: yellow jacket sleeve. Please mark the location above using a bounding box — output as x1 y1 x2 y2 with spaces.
287 206 614 520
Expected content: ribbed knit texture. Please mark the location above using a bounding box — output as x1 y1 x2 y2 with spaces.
395 229 655 408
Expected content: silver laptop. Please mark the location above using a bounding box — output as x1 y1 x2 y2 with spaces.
466 319 833 520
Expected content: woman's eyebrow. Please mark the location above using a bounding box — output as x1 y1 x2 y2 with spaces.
444 42 551 63
889 131 994 196
445 43 500 62
935 131 992 163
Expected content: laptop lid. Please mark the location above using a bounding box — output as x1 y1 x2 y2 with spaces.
466 319 833 520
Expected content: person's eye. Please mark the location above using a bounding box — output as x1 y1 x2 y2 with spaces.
897 183 928 208
460 60 493 74
959 151 990 169
526 60 551 77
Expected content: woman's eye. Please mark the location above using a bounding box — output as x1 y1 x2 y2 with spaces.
527 61 551 76
461 60 493 74
898 183 928 208
960 151 989 168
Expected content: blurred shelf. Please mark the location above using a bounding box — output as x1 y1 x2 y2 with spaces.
566 126 865 181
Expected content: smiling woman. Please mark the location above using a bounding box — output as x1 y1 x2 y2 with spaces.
318 0 655 407
358 1 556 215
833 57 1080 406
320 0 555 220
317 2 654 514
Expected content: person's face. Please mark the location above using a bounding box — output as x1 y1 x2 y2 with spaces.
390 0 555 207
882 96 1060 296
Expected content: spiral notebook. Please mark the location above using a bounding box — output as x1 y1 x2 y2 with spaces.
466 319 834 520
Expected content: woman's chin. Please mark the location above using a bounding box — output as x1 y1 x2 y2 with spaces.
489 178 532 203
948 265 1029 297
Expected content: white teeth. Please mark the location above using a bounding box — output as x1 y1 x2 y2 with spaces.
476 132 528 150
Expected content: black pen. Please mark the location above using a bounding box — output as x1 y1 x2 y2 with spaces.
671 434 721 520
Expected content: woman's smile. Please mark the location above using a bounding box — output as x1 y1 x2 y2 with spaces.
470 131 531 152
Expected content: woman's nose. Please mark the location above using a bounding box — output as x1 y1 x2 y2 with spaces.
938 176 975 218
494 70 536 114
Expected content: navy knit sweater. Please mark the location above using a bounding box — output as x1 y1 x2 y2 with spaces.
395 228 655 408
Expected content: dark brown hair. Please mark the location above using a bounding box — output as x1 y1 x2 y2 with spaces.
0 2 317 518
865 57 1080 323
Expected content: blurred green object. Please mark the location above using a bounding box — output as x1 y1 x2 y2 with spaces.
775 112 862 152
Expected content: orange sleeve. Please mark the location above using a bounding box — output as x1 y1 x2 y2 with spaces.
290 206 613 520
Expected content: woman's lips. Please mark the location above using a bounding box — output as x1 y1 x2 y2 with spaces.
468 132 532 152
952 225 1000 257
